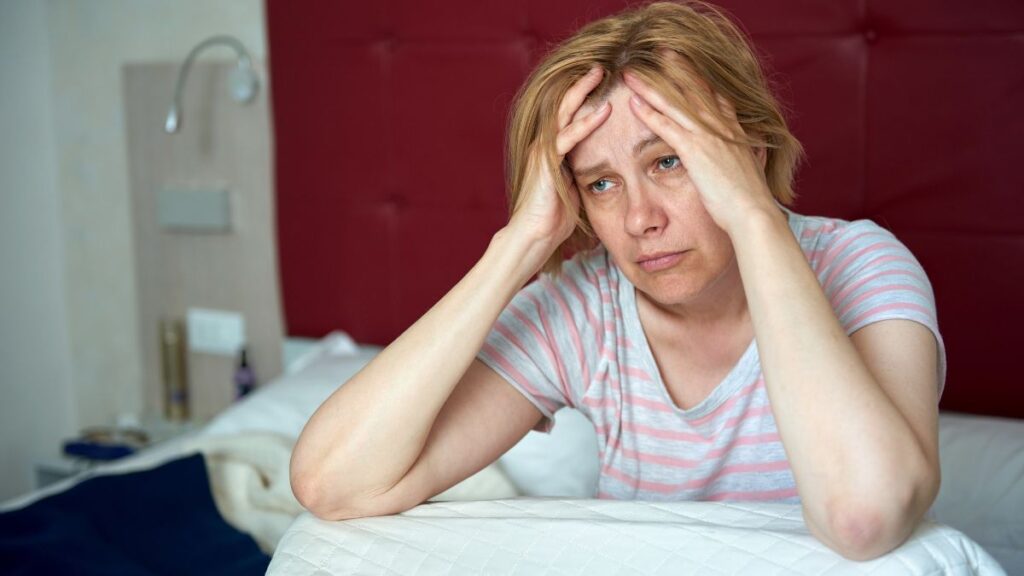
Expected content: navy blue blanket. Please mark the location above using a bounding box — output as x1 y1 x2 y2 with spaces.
0 453 270 575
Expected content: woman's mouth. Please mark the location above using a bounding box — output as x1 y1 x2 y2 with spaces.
637 251 688 272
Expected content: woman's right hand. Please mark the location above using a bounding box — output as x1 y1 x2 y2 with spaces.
507 66 612 253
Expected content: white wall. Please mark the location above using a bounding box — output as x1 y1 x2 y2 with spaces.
47 0 267 432
0 0 77 500
0 0 266 501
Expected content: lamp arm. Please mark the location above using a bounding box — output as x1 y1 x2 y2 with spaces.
165 35 257 134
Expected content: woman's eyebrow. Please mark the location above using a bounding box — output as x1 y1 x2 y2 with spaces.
632 134 665 156
572 135 667 180
572 161 611 181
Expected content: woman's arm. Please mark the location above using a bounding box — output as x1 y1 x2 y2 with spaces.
727 213 939 561
290 67 612 520
623 70 940 560
289 228 546 519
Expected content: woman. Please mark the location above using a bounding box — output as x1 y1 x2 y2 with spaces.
290 1 944 561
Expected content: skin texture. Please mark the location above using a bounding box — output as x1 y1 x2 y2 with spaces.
567 83 753 324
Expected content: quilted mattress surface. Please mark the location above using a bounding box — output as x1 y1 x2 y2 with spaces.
268 499 1005 575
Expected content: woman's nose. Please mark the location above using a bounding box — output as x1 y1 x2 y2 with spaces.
624 182 668 237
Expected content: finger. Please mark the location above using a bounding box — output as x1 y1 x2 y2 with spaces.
557 66 604 129
555 100 611 156
716 93 737 121
622 72 699 133
628 93 693 157
718 96 749 144
624 70 733 137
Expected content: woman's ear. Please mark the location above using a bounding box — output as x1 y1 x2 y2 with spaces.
755 146 767 170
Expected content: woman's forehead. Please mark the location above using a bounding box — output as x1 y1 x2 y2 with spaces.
568 84 662 168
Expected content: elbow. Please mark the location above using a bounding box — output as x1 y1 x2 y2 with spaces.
817 451 940 561
289 457 415 522
823 478 935 562
291 462 346 521
826 504 898 561
290 452 363 521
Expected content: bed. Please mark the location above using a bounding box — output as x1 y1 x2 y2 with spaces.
3 0 1021 573
1 332 1017 574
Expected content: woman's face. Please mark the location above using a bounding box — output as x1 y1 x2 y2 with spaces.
566 83 738 311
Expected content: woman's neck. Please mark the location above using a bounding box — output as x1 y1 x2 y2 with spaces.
638 252 749 332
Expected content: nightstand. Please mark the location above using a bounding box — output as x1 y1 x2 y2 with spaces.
33 417 200 490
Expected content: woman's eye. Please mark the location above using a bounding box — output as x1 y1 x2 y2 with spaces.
589 179 612 193
657 156 681 170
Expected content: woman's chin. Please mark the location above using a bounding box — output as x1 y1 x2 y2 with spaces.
632 274 706 309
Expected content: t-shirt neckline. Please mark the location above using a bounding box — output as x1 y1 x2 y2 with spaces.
618 270 757 420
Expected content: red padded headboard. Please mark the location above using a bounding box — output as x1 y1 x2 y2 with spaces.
267 0 1024 419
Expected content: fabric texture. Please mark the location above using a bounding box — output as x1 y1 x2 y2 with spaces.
267 499 1004 575
0 454 269 576
478 208 945 503
932 412 1024 575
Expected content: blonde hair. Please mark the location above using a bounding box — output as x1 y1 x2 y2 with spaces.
506 1 804 273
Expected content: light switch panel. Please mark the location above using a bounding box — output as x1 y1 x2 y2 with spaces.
157 188 231 231
186 307 245 355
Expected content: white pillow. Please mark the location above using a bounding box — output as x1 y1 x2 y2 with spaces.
202 336 379 439
498 407 600 498
931 411 1024 575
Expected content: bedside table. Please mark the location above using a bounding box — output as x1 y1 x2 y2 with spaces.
33 417 201 490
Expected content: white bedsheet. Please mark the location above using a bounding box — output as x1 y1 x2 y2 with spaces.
268 499 1005 575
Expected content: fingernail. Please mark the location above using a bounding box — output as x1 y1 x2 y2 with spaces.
595 101 609 114
630 94 645 108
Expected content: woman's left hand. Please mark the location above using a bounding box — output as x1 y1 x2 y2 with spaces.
622 70 778 236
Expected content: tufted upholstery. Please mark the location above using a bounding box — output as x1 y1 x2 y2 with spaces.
266 0 1024 419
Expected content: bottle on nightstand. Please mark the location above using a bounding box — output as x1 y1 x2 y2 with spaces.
234 346 256 400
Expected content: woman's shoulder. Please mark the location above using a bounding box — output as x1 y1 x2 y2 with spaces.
530 246 611 288
560 245 615 278
520 246 619 307
785 208 901 254
785 208 929 293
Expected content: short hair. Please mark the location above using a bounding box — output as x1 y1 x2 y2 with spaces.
505 1 804 273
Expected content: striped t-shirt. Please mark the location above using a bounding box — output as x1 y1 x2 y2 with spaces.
478 208 946 503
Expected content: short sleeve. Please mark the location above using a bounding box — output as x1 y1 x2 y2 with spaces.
477 280 574 434
477 254 608 434
818 220 947 399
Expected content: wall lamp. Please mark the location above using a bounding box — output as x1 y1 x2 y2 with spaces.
164 35 259 134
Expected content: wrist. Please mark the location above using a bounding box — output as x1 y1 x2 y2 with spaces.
722 202 789 242
726 205 802 279
489 225 560 284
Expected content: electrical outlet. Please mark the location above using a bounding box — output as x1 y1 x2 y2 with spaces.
186 307 245 356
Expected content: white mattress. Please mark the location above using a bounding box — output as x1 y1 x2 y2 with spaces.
268 499 1005 575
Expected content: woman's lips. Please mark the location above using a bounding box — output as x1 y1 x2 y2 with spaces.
637 251 688 272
